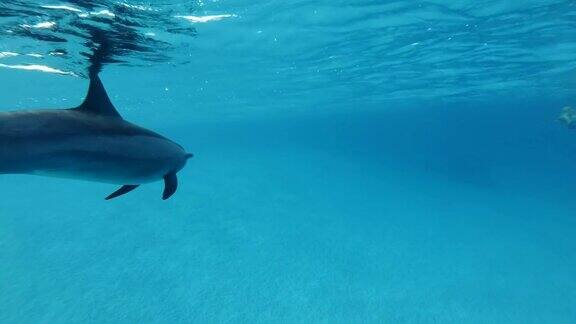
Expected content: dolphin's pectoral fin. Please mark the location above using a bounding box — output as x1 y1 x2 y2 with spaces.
162 172 178 200
105 185 139 200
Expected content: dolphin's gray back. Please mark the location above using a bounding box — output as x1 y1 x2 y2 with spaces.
0 109 161 139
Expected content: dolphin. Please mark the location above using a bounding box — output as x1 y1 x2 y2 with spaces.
0 73 192 200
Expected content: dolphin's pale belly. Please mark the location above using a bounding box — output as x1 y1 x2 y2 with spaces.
17 134 187 184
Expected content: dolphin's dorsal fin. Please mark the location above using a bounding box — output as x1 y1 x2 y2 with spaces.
77 75 122 118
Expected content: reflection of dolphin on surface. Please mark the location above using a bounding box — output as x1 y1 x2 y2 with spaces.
0 73 193 200
559 106 576 129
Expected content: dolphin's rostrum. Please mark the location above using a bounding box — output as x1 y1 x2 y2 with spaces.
0 73 192 200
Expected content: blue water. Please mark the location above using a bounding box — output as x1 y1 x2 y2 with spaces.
1 1 576 323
